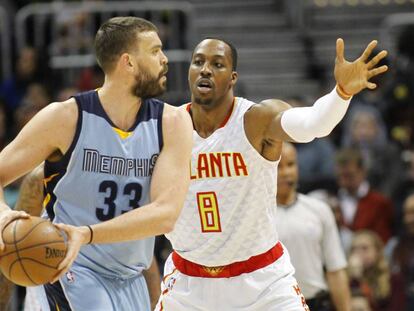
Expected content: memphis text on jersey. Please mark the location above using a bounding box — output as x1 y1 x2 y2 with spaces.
82 148 158 177
190 152 248 180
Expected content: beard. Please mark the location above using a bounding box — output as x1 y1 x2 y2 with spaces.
193 96 213 106
132 64 168 99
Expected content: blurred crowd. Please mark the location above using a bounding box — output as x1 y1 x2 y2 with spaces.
0 2 414 311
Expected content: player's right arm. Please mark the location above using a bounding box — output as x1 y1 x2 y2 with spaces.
0 99 77 250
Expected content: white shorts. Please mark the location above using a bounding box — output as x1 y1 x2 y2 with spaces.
156 246 309 311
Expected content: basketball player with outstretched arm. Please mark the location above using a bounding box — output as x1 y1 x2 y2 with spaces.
153 38 387 310
0 17 192 311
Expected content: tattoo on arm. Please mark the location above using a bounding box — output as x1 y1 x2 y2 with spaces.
14 166 44 216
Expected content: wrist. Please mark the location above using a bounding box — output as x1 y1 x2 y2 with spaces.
81 225 94 245
336 84 352 100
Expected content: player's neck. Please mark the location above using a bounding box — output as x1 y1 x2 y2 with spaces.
190 94 235 138
97 80 142 131
277 191 296 206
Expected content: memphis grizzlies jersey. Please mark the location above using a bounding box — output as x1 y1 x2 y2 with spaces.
166 97 279 266
43 90 163 279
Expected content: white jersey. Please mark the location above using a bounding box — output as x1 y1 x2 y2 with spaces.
275 194 347 298
166 97 279 266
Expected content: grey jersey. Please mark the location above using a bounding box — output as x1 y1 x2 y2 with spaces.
44 90 164 279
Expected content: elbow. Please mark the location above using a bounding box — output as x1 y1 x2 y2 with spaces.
157 203 182 234
160 217 177 234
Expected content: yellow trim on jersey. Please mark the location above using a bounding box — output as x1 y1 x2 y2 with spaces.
43 173 59 187
43 193 51 209
112 127 133 139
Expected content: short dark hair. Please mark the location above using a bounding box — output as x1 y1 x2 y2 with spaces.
335 148 365 169
94 16 158 73
203 37 238 71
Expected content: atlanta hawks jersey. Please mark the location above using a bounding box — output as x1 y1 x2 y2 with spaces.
43 90 163 279
166 97 280 266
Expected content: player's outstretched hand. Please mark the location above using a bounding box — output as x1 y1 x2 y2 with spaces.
51 223 90 283
334 38 388 96
0 205 29 252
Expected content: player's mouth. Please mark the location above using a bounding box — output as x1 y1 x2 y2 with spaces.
196 78 214 93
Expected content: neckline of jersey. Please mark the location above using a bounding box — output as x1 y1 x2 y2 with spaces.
94 90 146 133
186 98 236 138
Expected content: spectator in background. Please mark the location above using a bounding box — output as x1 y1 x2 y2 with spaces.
341 106 402 196
385 24 414 150
309 189 354 254
392 151 414 232
276 143 350 311
335 148 394 244
348 230 391 311
55 87 79 102
0 47 42 112
390 193 414 311
286 97 336 192
22 83 51 110
351 289 372 311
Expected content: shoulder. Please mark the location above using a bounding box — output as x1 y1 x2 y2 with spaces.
298 193 333 218
41 98 78 122
161 103 192 136
244 98 292 137
245 98 292 121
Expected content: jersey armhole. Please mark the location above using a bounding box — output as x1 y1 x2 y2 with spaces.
157 103 165 151
45 99 83 170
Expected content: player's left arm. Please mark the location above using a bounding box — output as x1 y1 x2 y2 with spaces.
260 39 388 143
53 105 193 280
143 256 161 310
326 269 351 311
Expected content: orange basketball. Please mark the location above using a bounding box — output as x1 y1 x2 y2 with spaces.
0 216 67 286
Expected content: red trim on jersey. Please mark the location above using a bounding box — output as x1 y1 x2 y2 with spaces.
186 98 236 129
172 242 283 278
218 98 235 128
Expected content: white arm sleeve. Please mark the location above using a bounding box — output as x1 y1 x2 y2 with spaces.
281 87 351 143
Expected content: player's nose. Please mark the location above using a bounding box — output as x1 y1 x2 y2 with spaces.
200 62 212 76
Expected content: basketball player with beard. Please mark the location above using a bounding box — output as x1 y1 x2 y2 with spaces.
154 38 387 310
0 17 192 311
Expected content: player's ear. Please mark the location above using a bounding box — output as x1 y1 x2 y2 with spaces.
120 53 134 72
230 71 238 86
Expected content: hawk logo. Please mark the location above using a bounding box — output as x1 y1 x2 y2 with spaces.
202 266 225 276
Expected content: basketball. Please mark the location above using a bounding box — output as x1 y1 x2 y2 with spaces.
0 216 67 286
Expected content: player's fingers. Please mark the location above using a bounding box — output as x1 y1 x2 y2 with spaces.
16 211 30 219
0 212 30 252
367 50 388 69
359 40 378 62
57 240 78 271
368 65 388 79
366 82 377 89
336 38 345 63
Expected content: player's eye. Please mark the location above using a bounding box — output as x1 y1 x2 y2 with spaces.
194 59 203 66
215 63 223 68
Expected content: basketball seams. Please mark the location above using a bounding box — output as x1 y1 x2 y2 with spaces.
0 217 67 286
12 257 63 269
3 219 51 244
13 219 38 286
